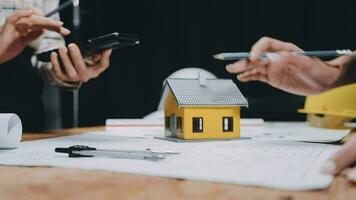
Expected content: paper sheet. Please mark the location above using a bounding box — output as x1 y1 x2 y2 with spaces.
0 123 343 191
106 118 265 127
106 120 349 143
0 114 22 149
242 122 350 143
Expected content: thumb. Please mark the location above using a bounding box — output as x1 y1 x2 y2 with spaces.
326 51 356 68
321 135 356 175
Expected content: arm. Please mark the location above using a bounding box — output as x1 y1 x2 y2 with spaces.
226 37 356 96
226 36 356 180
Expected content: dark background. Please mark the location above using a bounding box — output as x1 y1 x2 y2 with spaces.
60 0 356 127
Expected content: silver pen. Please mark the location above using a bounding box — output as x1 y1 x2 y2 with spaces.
213 49 353 61
55 145 179 161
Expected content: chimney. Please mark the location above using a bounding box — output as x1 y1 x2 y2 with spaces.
198 72 207 86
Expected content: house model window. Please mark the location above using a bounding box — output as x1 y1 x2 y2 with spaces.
177 117 183 133
193 117 203 133
165 116 170 130
223 117 234 132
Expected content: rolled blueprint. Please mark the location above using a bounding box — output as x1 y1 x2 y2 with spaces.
0 114 22 149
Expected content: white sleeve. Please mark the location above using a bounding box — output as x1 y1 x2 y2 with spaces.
30 0 66 53
33 0 79 88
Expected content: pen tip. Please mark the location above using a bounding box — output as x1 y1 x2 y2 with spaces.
213 53 224 60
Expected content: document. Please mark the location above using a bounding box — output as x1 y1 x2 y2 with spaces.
0 123 343 191
243 122 350 143
106 120 349 143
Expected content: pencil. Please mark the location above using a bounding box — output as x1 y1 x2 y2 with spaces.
44 0 77 17
213 49 353 61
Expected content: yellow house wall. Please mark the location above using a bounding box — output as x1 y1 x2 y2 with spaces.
164 91 184 138
182 107 241 139
164 90 242 140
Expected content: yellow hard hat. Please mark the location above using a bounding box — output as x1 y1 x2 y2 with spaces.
298 84 356 129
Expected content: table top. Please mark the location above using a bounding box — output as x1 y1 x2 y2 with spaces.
1 126 355 200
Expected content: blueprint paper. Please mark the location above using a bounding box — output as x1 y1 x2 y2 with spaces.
0 114 22 149
0 123 344 191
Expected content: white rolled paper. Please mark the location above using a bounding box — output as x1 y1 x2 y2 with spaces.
0 114 22 149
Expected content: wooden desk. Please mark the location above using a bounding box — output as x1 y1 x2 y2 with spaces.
0 127 355 200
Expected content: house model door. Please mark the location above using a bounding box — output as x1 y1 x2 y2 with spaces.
169 114 177 138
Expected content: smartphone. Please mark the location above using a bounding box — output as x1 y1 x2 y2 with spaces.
36 32 140 62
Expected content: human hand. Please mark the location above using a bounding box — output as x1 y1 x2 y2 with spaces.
50 43 112 84
321 135 356 183
0 8 70 64
225 37 355 96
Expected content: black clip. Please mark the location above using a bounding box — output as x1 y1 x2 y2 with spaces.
55 145 96 157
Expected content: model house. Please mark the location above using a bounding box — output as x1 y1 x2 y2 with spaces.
161 76 248 140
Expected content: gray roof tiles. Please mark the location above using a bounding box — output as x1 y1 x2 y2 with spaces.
166 78 248 107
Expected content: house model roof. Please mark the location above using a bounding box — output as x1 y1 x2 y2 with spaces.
165 78 248 107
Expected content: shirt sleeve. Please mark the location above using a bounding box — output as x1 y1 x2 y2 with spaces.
34 0 80 88
32 0 66 53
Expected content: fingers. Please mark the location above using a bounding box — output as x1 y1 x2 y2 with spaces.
250 37 302 62
93 54 102 63
58 47 79 81
51 46 112 83
27 7 43 16
226 59 269 74
15 15 70 36
51 51 68 81
321 136 356 175
236 67 268 83
90 49 112 75
225 50 323 87
83 54 102 65
346 167 356 183
5 9 33 23
272 51 323 72
23 29 44 42
52 47 85 82
68 44 91 82
226 37 304 85
325 52 356 69
226 60 252 74
225 53 269 83
6 9 70 37
273 51 332 78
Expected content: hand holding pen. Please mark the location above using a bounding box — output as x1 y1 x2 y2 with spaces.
223 37 356 96
221 37 356 184
0 8 70 64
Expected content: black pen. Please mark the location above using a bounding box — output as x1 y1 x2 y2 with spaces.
45 0 77 17
213 49 353 61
